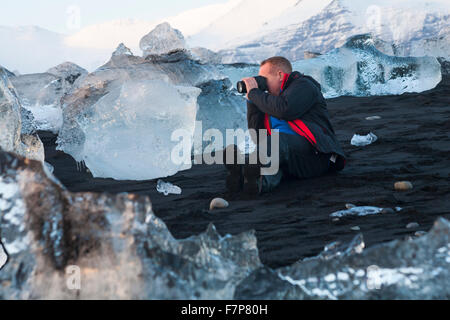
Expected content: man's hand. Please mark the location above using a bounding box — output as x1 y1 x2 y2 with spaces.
242 77 258 99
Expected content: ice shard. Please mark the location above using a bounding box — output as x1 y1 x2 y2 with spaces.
139 22 186 57
112 43 133 57
9 62 86 134
235 218 450 299
0 66 44 162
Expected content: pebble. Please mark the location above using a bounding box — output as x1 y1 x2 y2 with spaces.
394 181 413 191
415 231 427 237
209 198 229 210
345 203 356 209
365 116 381 120
406 222 420 229
332 218 340 222
351 226 361 231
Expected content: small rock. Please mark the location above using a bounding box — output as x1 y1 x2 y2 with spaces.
345 203 356 209
332 218 340 222
394 181 413 191
380 208 395 214
351 226 360 231
365 116 381 120
415 231 427 237
209 198 229 210
406 222 420 229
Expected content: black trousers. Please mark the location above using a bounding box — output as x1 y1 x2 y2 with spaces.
258 132 332 193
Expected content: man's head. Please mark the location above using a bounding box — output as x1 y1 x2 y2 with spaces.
258 56 292 96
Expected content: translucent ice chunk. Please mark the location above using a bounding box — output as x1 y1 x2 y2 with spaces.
330 206 384 217
140 22 185 56
365 116 381 120
351 132 378 146
291 34 442 98
78 79 201 180
156 179 182 196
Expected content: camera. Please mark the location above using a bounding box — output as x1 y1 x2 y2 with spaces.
236 76 268 94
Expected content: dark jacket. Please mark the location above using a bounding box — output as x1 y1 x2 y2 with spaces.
247 71 346 159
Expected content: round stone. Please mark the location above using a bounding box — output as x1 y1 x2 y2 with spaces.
209 198 229 211
394 181 413 191
406 222 420 229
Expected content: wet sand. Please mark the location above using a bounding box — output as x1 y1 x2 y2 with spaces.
39 75 450 269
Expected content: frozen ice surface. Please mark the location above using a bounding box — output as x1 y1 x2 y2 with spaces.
156 179 182 196
292 34 442 98
77 79 201 180
351 132 378 147
330 206 384 218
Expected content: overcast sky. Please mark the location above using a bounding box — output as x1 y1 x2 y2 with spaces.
1 0 228 34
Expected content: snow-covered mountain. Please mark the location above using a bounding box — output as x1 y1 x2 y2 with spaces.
215 0 450 63
187 0 334 50
1 0 449 73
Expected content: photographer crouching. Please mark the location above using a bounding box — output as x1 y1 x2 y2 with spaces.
223 56 347 195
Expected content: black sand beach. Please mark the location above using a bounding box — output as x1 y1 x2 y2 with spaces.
39 75 450 269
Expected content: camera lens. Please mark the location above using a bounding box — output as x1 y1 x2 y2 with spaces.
236 81 246 94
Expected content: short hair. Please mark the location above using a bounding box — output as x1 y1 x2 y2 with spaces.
260 56 292 74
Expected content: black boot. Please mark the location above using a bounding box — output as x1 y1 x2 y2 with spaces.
223 144 244 193
242 163 263 195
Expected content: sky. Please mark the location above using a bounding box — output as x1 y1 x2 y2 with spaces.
1 0 229 34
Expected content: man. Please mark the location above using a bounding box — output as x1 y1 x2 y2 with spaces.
224 56 346 195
